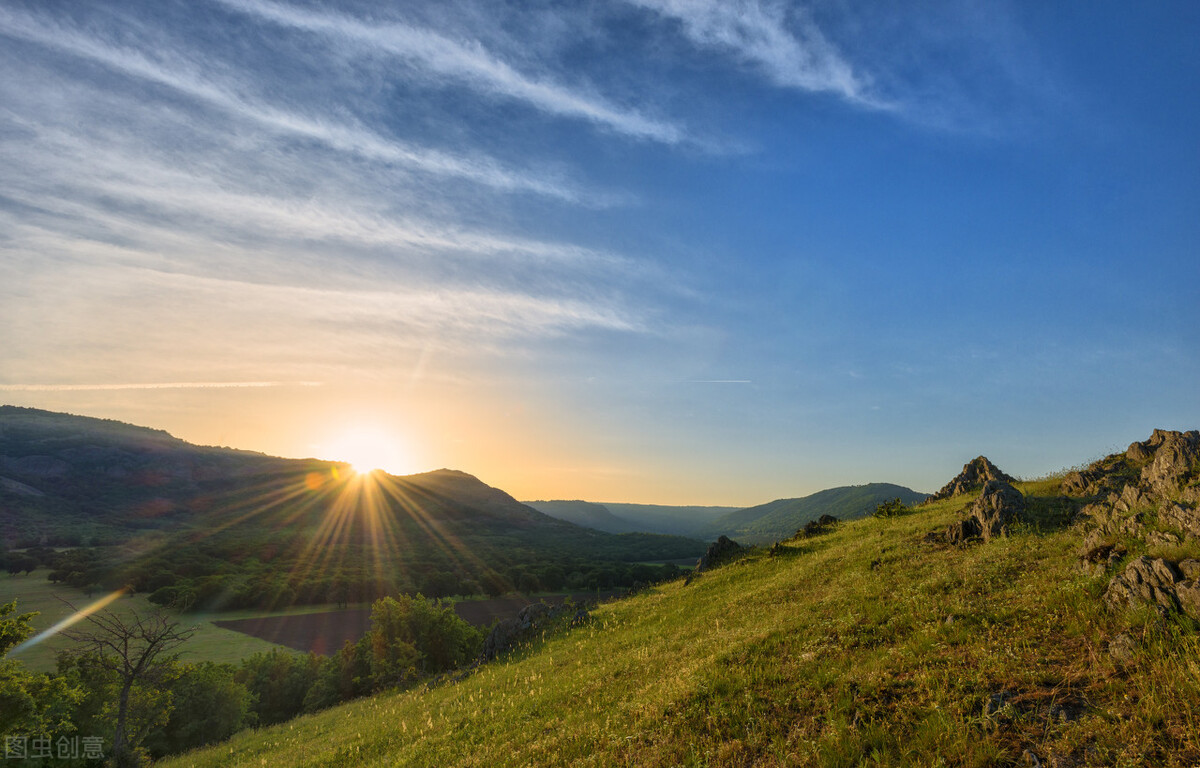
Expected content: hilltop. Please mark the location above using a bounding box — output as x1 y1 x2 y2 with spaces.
698 483 929 544
164 429 1200 767
0 407 705 609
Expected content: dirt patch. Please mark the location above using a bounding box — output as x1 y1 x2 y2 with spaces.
214 592 620 655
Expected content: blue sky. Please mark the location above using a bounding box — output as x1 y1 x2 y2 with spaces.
1 0 1197 505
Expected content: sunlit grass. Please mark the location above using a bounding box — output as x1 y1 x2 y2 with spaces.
162 485 1200 767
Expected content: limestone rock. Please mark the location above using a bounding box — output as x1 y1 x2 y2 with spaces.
944 480 1025 544
1159 502 1200 540
928 457 1016 502
1139 430 1200 497
1103 556 1182 614
1178 559 1200 581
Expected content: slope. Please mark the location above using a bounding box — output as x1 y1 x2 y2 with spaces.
163 473 1200 767
701 482 929 544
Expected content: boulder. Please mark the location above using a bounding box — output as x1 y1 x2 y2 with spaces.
943 480 1025 544
928 457 1016 502
1103 556 1182 614
696 535 744 571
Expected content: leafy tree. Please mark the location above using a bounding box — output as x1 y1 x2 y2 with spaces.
0 601 83 739
61 606 196 767
144 662 254 757
302 640 371 712
235 649 322 726
365 595 482 686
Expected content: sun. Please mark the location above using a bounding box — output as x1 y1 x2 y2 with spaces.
318 426 416 476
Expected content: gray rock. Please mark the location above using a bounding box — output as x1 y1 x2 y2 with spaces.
1178 559 1200 581
1108 633 1137 662
1146 530 1182 548
1177 581 1200 619
946 480 1026 544
929 457 1016 502
1139 430 1200 498
1159 503 1200 540
1103 556 1182 613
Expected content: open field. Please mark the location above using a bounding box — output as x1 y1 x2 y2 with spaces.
163 481 1200 767
1 570 296 673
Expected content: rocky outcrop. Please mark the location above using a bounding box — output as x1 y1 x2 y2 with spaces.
480 602 565 661
696 535 744 572
928 457 1015 502
1140 430 1200 498
944 480 1026 544
1066 429 1200 619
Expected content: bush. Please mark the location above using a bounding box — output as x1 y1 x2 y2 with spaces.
873 498 910 518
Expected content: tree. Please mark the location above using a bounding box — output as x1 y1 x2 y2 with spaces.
0 601 82 740
144 662 254 757
62 605 196 767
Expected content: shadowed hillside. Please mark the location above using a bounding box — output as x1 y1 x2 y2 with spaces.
0 407 705 610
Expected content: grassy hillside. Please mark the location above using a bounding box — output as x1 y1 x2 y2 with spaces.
701 483 929 544
163 478 1200 767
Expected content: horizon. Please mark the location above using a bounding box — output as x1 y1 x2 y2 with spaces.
2 2 1197 506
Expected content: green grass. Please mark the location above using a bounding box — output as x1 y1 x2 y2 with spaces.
149 483 1198 765
2 570 297 672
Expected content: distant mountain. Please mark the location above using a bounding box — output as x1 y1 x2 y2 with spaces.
523 500 645 534
524 500 740 538
700 483 929 545
0 406 705 609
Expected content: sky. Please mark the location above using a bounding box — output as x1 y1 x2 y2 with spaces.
1 0 1197 506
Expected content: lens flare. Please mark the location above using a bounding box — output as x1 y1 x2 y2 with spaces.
7 588 130 656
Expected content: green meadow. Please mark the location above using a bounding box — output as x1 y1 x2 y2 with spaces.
1 571 297 673
161 480 1200 767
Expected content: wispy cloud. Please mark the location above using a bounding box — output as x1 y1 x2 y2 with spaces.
628 0 886 109
213 0 687 145
0 382 322 392
0 6 593 202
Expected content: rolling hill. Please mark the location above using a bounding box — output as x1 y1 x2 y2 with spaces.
523 500 739 537
699 482 929 544
522 499 647 534
0 406 705 609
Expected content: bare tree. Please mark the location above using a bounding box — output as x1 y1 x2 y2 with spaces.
63 605 196 767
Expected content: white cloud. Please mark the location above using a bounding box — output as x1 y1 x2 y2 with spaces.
213 0 687 145
0 6 591 201
629 0 885 108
